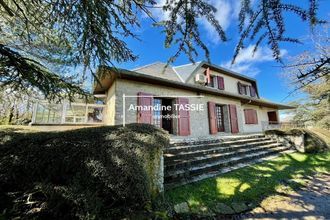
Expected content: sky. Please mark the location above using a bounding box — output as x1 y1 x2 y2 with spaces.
115 0 329 105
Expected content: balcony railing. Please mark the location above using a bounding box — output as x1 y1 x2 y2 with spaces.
261 121 305 131
31 101 105 125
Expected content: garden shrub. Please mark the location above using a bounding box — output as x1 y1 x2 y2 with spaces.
0 124 169 219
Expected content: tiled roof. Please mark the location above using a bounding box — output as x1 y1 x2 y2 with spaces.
173 62 201 82
132 61 257 84
132 62 183 82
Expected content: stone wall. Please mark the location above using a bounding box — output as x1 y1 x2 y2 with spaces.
266 133 305 152
265 129 329 153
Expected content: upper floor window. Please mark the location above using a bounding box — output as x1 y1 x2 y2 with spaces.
238 82 248 95
238 82 256 97
207 75 216 87
207 75 225 90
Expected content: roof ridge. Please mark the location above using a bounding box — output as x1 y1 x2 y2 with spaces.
173 61 202 69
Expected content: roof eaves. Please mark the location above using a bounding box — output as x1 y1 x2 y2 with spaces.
207 62 256 82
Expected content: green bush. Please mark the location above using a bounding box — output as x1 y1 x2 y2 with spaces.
0 124 169 219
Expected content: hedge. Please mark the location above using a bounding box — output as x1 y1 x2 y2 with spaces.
0 124 169 219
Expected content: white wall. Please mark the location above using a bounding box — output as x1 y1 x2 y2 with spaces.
103 81 116 125
187 67 253 96
240 104 278 133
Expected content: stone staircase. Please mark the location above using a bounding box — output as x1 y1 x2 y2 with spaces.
164 134 294 188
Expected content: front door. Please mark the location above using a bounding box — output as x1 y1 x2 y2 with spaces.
215 105 225 132
152 98 173 134
162 98 173 134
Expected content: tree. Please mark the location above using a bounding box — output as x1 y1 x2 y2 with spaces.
288 76 329 129
0 0 326 99
284 25 329 129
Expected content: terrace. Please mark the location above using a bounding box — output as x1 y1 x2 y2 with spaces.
30 100 106 125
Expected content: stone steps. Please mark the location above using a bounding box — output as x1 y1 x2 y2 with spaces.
164 134 293 189
166 137 272 154
165 142 282 170
169 134 266 147
165 139 276 162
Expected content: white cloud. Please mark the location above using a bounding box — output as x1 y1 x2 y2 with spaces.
150 0 170 21
200 0 232 44
222 45 288 77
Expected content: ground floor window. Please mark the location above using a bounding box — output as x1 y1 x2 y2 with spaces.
267 111 278 124
215 105 225 132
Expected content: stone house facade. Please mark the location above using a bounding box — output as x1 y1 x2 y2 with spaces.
95 61 293 138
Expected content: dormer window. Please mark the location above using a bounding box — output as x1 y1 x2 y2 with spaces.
238 82 257 97
238 82 249 95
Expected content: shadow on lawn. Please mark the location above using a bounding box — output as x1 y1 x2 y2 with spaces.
167 152 329 216
241 172 330 219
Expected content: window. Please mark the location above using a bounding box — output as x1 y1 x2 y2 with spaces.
238 82 249 95
242 85 248 95
153 98 162 128
215 105 225 132
244 109 258 124
207 75 225 90
267 111 278 124
208 75 217 87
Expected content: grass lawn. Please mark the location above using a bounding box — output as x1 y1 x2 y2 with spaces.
165 152 330 213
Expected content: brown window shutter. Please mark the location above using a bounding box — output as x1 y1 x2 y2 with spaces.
208 102 218 134
249 86 256 97
244 109 258 124
217 76 225 90
229 104 239 133
177 98 190 136
237 82 242 94
137 92 153 124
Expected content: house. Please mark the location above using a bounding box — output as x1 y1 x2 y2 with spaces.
93 61 293 137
